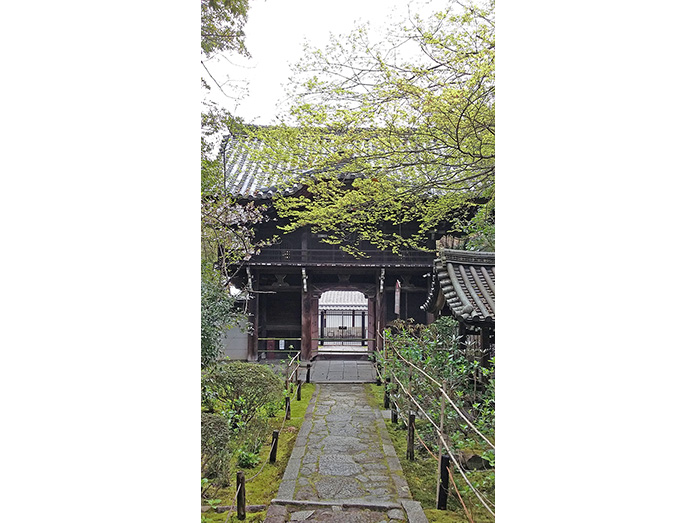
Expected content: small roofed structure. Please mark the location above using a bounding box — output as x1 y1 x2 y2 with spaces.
318 291 369 348
422 248 495 363
318 290 368 311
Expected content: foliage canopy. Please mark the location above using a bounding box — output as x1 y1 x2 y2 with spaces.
246 0 495 254
201 0 250 59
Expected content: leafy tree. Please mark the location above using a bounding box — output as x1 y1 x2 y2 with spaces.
245 0 494 253
200 174 270 367
201 264 239 368
201 0 250 59
200 0 267 367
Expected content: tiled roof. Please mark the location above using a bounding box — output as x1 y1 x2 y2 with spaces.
318 291 368 311
221 128 492 201
223 133 304 200
422 249 494 324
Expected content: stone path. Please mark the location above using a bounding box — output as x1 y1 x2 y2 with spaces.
265 383 427 523
309 360 376 383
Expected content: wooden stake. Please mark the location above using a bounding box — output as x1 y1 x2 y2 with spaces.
296 380 302 401
236 470 246 520
285 396 291 420
407 412 415 461
437 455 450 510
270 430 279 464
437 381 446 507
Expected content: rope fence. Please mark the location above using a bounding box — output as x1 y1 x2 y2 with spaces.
376 330 495 519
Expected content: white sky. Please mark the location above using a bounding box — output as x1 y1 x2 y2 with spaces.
203 0 451 124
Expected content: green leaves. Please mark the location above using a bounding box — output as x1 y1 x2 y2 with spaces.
248 0 495 254
385 317 495 455
201 0 250 59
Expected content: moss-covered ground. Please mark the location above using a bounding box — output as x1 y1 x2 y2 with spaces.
202 383 316 523
365 383 494 523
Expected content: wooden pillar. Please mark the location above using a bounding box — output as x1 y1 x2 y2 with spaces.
259 293 267 359
301 270 312 361
375 269 386 353
361 311 366 346
377 291 386 352
246 272 258 362
310 294 319 357
367 296 376 352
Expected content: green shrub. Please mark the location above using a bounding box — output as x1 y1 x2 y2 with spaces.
201 362 284 427
201 412 232 487
237 450 260 469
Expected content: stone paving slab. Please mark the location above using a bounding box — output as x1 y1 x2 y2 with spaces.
308 361 376 383
265 383 427 523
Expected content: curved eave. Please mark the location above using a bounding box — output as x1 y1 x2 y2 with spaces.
421 250 495 324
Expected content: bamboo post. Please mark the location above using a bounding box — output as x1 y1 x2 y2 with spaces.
285 396 291 420
407 412 415 461
383 377 391 409
437 455 450 510
391 401 398 424
236 470 246 520
296 380 302 401
306 363 311 384
270 430 279 464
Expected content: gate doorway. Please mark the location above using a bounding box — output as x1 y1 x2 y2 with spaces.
318 291 369 355
321 310 366 346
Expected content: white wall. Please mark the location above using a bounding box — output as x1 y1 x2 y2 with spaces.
220 323 249 360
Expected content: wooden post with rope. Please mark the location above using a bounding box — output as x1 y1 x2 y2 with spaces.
407 412 415 461
437 381 447 510
236 471 246 520
437 454 450 510
270 430 279 464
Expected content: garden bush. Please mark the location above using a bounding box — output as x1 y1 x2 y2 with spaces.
201 412 232 487
201 361 284 426
201 362 285 492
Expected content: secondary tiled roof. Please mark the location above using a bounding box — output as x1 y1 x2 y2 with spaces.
318 291 368 311
422 249 495 324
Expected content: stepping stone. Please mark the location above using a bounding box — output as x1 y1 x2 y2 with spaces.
290 509 315 520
